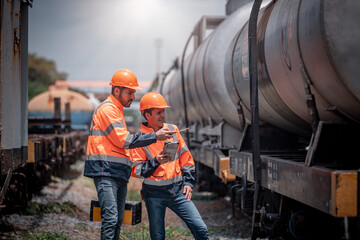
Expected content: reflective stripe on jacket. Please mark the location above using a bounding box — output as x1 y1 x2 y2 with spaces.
131 123 195 198
84 94 157 181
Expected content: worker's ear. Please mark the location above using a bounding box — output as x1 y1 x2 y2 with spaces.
114 86 121 97
144 112 150 120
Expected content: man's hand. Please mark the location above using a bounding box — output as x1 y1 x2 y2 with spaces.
183 185 193 201
156 128 176 140
156 150 172 164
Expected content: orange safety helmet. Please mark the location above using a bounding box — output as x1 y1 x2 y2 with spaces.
139 91 171 111
109 69 143 91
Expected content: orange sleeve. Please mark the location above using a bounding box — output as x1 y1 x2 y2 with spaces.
97 105 132 149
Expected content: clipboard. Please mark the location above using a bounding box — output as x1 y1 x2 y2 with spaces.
163 142 179 161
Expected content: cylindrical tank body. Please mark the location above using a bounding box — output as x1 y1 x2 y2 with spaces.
162 0 360 136
163 2 264 128
162 69 183 124
28 81 95 130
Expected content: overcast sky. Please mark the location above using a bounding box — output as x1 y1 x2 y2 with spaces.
29 0 226 92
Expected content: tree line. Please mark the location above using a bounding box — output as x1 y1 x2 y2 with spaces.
28 53 68 100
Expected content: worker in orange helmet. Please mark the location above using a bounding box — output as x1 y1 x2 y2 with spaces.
84 70 176 240
131 91 210 240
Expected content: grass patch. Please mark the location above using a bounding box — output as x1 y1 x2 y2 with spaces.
207 226 221 235
24 201 79 216
14 231 70 240
164 225 193 239
125 190 142 202
119 223 192 240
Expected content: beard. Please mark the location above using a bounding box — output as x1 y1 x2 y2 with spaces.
124 100 133 107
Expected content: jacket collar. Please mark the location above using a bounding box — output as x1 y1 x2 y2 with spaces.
141 122 168 133
140 122 155 133
108 94 124 111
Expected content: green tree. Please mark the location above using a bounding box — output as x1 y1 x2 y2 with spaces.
28 53 68 100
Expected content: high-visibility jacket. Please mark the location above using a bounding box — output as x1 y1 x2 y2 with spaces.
84 94 157 182
131 123 195 198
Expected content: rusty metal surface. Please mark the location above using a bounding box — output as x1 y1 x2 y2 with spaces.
20 0 29 157
230 152 331 213
230 150 358 216
331 171 357 217
299 0 360 120
0 0 91 209
1 0 29 174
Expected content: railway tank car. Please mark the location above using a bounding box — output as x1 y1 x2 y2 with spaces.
0 0 88 212
160 0 360 238
28 80 97 130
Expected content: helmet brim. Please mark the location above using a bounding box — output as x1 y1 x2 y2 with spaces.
155 106 171 109
139 106 171 111
109 83 143 91
126 86 143 91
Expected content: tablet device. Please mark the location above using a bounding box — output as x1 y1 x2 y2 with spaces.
163 142 179 161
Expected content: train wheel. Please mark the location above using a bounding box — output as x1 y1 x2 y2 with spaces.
5 172 28 210
288 207 344 240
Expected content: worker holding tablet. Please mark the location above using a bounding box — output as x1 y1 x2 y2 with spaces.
131 91 209 240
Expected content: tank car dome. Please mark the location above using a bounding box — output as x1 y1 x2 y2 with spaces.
28 80 95 130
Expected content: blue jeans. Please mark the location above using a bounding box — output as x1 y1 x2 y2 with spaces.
145 194 210 240
94 176 127 240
